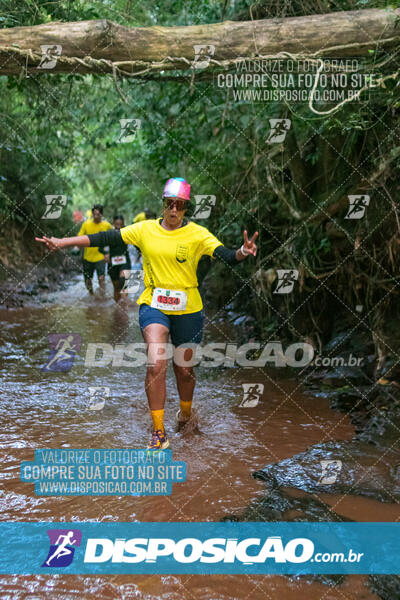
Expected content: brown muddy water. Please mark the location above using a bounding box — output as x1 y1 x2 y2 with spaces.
0 276 394 599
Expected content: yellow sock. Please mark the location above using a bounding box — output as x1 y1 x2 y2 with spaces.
180 400 192 419
151 409 165 432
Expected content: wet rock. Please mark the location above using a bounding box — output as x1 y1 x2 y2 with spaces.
21 285 38 295
223 486 352 523
320 366 370 388
368 574 400 600
290 573 345 587
253 440 400 503
328 385 400 446
223 487 353 592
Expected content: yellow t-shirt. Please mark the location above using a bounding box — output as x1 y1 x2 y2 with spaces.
133 211 147 223
78 219 112 262
120 219 223 314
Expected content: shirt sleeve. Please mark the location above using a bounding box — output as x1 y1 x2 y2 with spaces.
200 227 223 257
88 230 122 248
78 222 86 236
120 223 142 248
213 245 239 265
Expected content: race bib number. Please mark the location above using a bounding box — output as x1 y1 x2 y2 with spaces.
151 288 187 311
111 255 127 266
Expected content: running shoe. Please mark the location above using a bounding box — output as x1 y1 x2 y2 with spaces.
147 429 170 450
175 407 199 434
175 409 189 433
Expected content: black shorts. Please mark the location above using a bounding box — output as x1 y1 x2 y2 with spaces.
82 259 106 279
108 259 132 282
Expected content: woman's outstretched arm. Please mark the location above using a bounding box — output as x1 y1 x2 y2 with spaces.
213 230 258 264
35 235 90 251
36 229 123 252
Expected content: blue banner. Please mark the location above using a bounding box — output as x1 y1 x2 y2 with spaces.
0 522 398 574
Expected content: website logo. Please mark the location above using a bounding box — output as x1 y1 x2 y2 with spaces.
117 119 141 143
192 45 215 69
42 529 82 567
345 194 370 219
318 460 342 485
37 45 62 69
273 269 298 294
87 386 109 411
41 195 67 219
121 269 144 295
193 195 216 219
267 119 291 144
42 333 81 372
239 383 264 407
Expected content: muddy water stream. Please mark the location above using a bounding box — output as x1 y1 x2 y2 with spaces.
0 276 393 598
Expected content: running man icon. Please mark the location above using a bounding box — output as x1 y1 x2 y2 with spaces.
345 195 370 219
42 529 82 568
41 195 67 220
46 532 76 566
267 119 291 144
239 383 264 407
274 269 299 294
42 334 82 372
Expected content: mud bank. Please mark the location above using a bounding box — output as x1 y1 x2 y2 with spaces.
0 251 80 308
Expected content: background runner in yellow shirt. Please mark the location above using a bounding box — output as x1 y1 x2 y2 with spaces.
77 204 112 295
36 178 258 450
133 208 157 223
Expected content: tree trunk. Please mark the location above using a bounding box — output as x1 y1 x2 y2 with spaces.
0 8 399 76
311 146 400 224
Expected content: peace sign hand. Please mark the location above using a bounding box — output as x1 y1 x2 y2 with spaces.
35 236 64 251
241 230 258 257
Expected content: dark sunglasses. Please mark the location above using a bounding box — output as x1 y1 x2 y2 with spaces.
163 198 188 211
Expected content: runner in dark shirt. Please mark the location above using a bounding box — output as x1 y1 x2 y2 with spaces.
106 215 132 303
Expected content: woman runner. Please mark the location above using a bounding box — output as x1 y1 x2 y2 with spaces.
36 178 258 450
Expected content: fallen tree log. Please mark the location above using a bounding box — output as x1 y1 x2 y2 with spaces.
0 8 399 77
